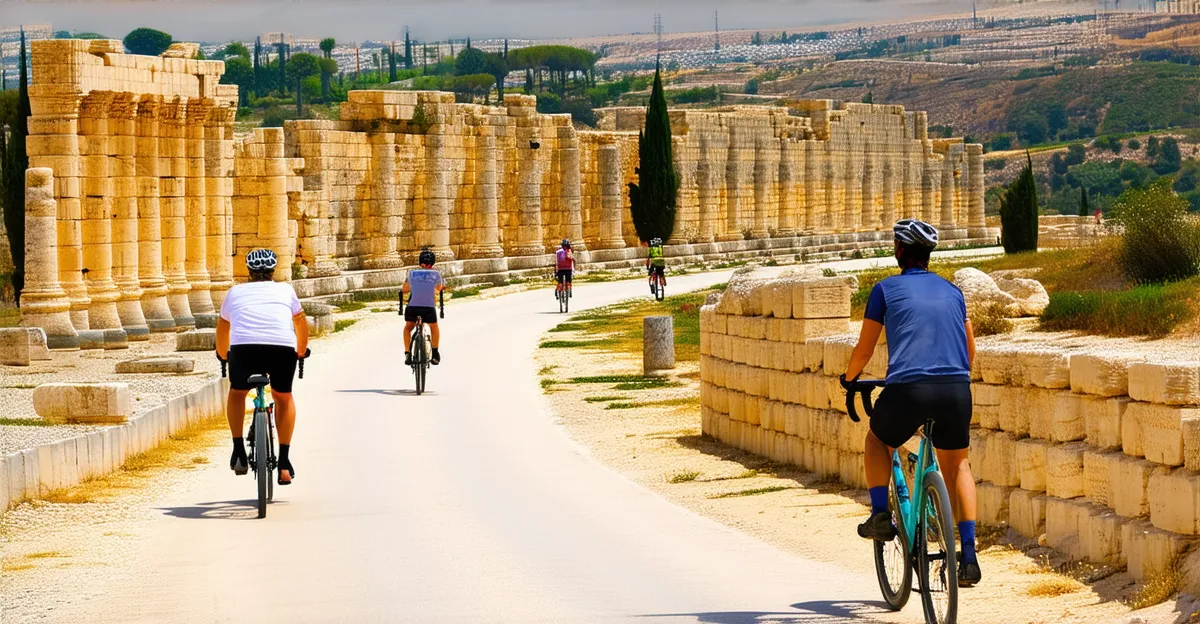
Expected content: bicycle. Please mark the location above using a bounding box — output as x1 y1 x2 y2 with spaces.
399 289 443 395
555 274 571 313
219 348 310 519
842 377 959 624
649 268 666 301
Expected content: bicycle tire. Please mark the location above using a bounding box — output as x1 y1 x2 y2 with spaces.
563 288 569 313
874 479 913 610
918 470 958 624
657 279 666 301
413 327 426 395
254 408 269 519
267 413 276 503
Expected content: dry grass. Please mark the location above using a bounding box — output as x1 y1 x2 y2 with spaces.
1026 577 1084 598
1129 562 1183 609
667 470 701 483
37 415 227 505
708 485 793 499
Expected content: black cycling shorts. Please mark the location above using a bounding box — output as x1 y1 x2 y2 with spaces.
556 269 573 283
869 380 972 451
649 265 666 277
228 344 298 393
405 306 438 324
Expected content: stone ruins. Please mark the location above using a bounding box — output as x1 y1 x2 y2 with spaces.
16 38 992 349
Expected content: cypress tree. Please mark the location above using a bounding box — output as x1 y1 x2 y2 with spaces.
404 32 413 69
253 37 262 97
999 152 1039 253
627 64 679 243
504 39 509 59
1078 187 1090 218
277 36 286 95
389 43 397 82
2 29 30 302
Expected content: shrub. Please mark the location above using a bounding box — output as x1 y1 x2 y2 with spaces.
1112 178 1200 283
1041 285 1194 337
971 302 1014 336
984 158 1007 171
1000 153 1039 253
1128 138 1142 151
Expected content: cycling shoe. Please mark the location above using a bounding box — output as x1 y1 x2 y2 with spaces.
958 560 982 587
230 448 248 476
857 511 897 542
278 459 295 486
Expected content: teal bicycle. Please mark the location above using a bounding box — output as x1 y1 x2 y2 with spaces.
843 378 958 624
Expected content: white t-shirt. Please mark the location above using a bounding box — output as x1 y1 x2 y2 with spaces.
219 281 304 348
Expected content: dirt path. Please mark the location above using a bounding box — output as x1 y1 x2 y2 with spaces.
535 319 1183 624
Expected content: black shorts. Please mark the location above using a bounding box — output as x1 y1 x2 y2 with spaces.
556 269 573 283
869 380 972 451
649 265 666 277
405 306 438 324
228 344 298 393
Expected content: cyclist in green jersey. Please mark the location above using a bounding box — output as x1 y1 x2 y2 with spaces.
647 237 667 290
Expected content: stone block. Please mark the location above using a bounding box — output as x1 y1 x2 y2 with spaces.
1046 496 1089 559
28 328 50 361
0 328 32 366
1148 468 1200 535
821 337 856 377
1046 443 1086 499
1111 455 1168 518
1123 519 1192 582
982 431 1020 487
115 357 195 374
1083 450 1121 507
1129 362 1200 406
1015 438 1050 492
1070 352 1144 397
1129 402 1200 467
176 329 216 352
1024 350 1072 390
1010 489 1048 538
32 383 131 424
790 276 854 319
1083 396 1128 450
977 483 1014 526
1083 510 1128 565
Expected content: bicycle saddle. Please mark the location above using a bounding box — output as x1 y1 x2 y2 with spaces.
246 374 270 387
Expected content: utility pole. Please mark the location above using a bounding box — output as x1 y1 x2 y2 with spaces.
654 13 663 61
713 10 720 61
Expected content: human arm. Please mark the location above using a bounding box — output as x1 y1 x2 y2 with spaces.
216 317 231 360
965 319 976 370
401 278 411 294
293 312 309 358
844 319 884 381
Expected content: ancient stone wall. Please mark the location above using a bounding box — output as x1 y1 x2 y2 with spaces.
20 39 991 350
1156 0 1200 13
700 275 1200 588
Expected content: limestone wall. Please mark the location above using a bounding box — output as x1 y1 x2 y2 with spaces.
20 39 992 350
1156 0 1200 13
700 275 1200 587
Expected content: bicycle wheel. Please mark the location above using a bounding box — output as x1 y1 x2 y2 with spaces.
918 471 958 624
657 279 666 301
267 413 276 503
254 408 269 519
413 330 426 395
563 287 569 313
874 480 913 610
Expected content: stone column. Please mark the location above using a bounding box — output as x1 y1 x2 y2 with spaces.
365 133 403 268
776 139 797 237
719 125 744 241
511 124 545 256
159 97 193 328
823 142 839 232
598 141 625 249
422 123 455 261
804 140 822 233
79 92 127 348
920 145 937 223
750 135 772 239
843 141 862 233
695 133 717 243
966 144 987 239
20 168 78 349
940 149 957 231
862 141 877 232
183 99 215 328
560 130 587 251
643 316 676 375
109 93 149 340
470 125 504 258
206 106 235 309
669 135 694 245
881 157 897 229
904 142 922 220
134 96 174 332
258 128 294 279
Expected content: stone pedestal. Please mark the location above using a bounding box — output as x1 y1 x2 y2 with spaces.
19 168 79 350
643 316 676 376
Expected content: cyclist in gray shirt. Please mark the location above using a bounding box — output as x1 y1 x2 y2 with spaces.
403 249 446 365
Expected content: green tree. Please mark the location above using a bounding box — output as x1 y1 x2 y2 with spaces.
861 90 874 104
389 44 398 82
1112 177 1200 282
751 32 763 46
319 58 337 102
253 37 262 97
744 78 759 95
1153 136 1182 174
1079 187 1090 217
216 42 250 60
123 27 173 56
287 53 322 115
404 32 413 69
220 56 254 107
319 38 336 59
456 47 488 76
627 65 679 243
453 73 495 103
484 52 510 100
2 30 30 302
999 153 1039 253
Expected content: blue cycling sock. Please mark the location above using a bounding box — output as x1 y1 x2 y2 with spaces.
958 521 977 563
868 486 889 515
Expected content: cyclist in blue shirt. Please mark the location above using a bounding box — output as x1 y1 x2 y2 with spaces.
842 219 981 588
403 249 446 366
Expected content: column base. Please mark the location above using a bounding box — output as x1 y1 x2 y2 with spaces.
102 328 129 350
77 330 106 350
168 293 196 329
749 229 770 240
507 244 544 257
194 313 219 329
147 318 177 332
597 239 627 251
469 244 505 259
968 227 998 240
20 308 79 351
716 233 743 243
117 300 151 341
363 255 405 270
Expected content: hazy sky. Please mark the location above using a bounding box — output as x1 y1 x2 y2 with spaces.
5 0 976 42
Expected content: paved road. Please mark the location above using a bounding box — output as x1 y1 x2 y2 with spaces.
37 259 988 623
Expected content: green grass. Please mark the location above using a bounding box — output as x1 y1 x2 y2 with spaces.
0 418 51 427
335 301 367 313
708 485 793 499
539 378 557 389
605 396 697 410
3 384 37 390
451 285 488 299
1041 282 1197 337
667 470 701 484
538 365 558 376
583 395 627 403
538 340 613 349
350 289 403 304
333 319 359 333
605 402 640 410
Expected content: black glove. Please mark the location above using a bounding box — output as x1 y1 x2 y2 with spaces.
839 374 859 391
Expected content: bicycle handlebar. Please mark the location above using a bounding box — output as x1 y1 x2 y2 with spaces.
439 290 444 319
840 376 886 423
216 347 312 380
398 290 404 316
298 347 311 379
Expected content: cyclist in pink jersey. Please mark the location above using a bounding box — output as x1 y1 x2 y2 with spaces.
555 239 575 298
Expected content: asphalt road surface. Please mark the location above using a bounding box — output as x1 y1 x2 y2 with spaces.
35 262 963 624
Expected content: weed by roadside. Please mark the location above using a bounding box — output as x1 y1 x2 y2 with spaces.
335 301 367 313
1128 561 1182 609
334 319 359 333
708 485 792 499
0 418 51 427
668 470 701 483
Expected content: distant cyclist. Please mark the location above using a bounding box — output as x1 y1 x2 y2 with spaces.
842 219 981 588
646 237 666 290
403 249 446 366
216 249 308 486
555 239 575 298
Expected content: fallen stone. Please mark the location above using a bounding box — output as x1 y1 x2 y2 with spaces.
115 357 195 374
176 329 216 352
162 42 200 58
0 328 32 366
953 267 1018 315
1129 362 1200 406
301 301 336 317
993 275 1050 317
32 382 131 424
28 328 50 361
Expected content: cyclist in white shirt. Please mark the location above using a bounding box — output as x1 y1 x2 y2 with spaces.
216 249 309 485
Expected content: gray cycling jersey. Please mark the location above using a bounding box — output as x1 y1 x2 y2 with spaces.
406 269 443 308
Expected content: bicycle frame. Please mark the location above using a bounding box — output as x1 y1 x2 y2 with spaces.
892 426 939 553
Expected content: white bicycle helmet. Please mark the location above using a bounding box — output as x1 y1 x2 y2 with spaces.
893 219 939 249
246 249 278 271
650 237 663 246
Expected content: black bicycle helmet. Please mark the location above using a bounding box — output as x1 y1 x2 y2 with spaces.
561 239 571 248
246 249 278 271
893 219 939 249
418 249 436 266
